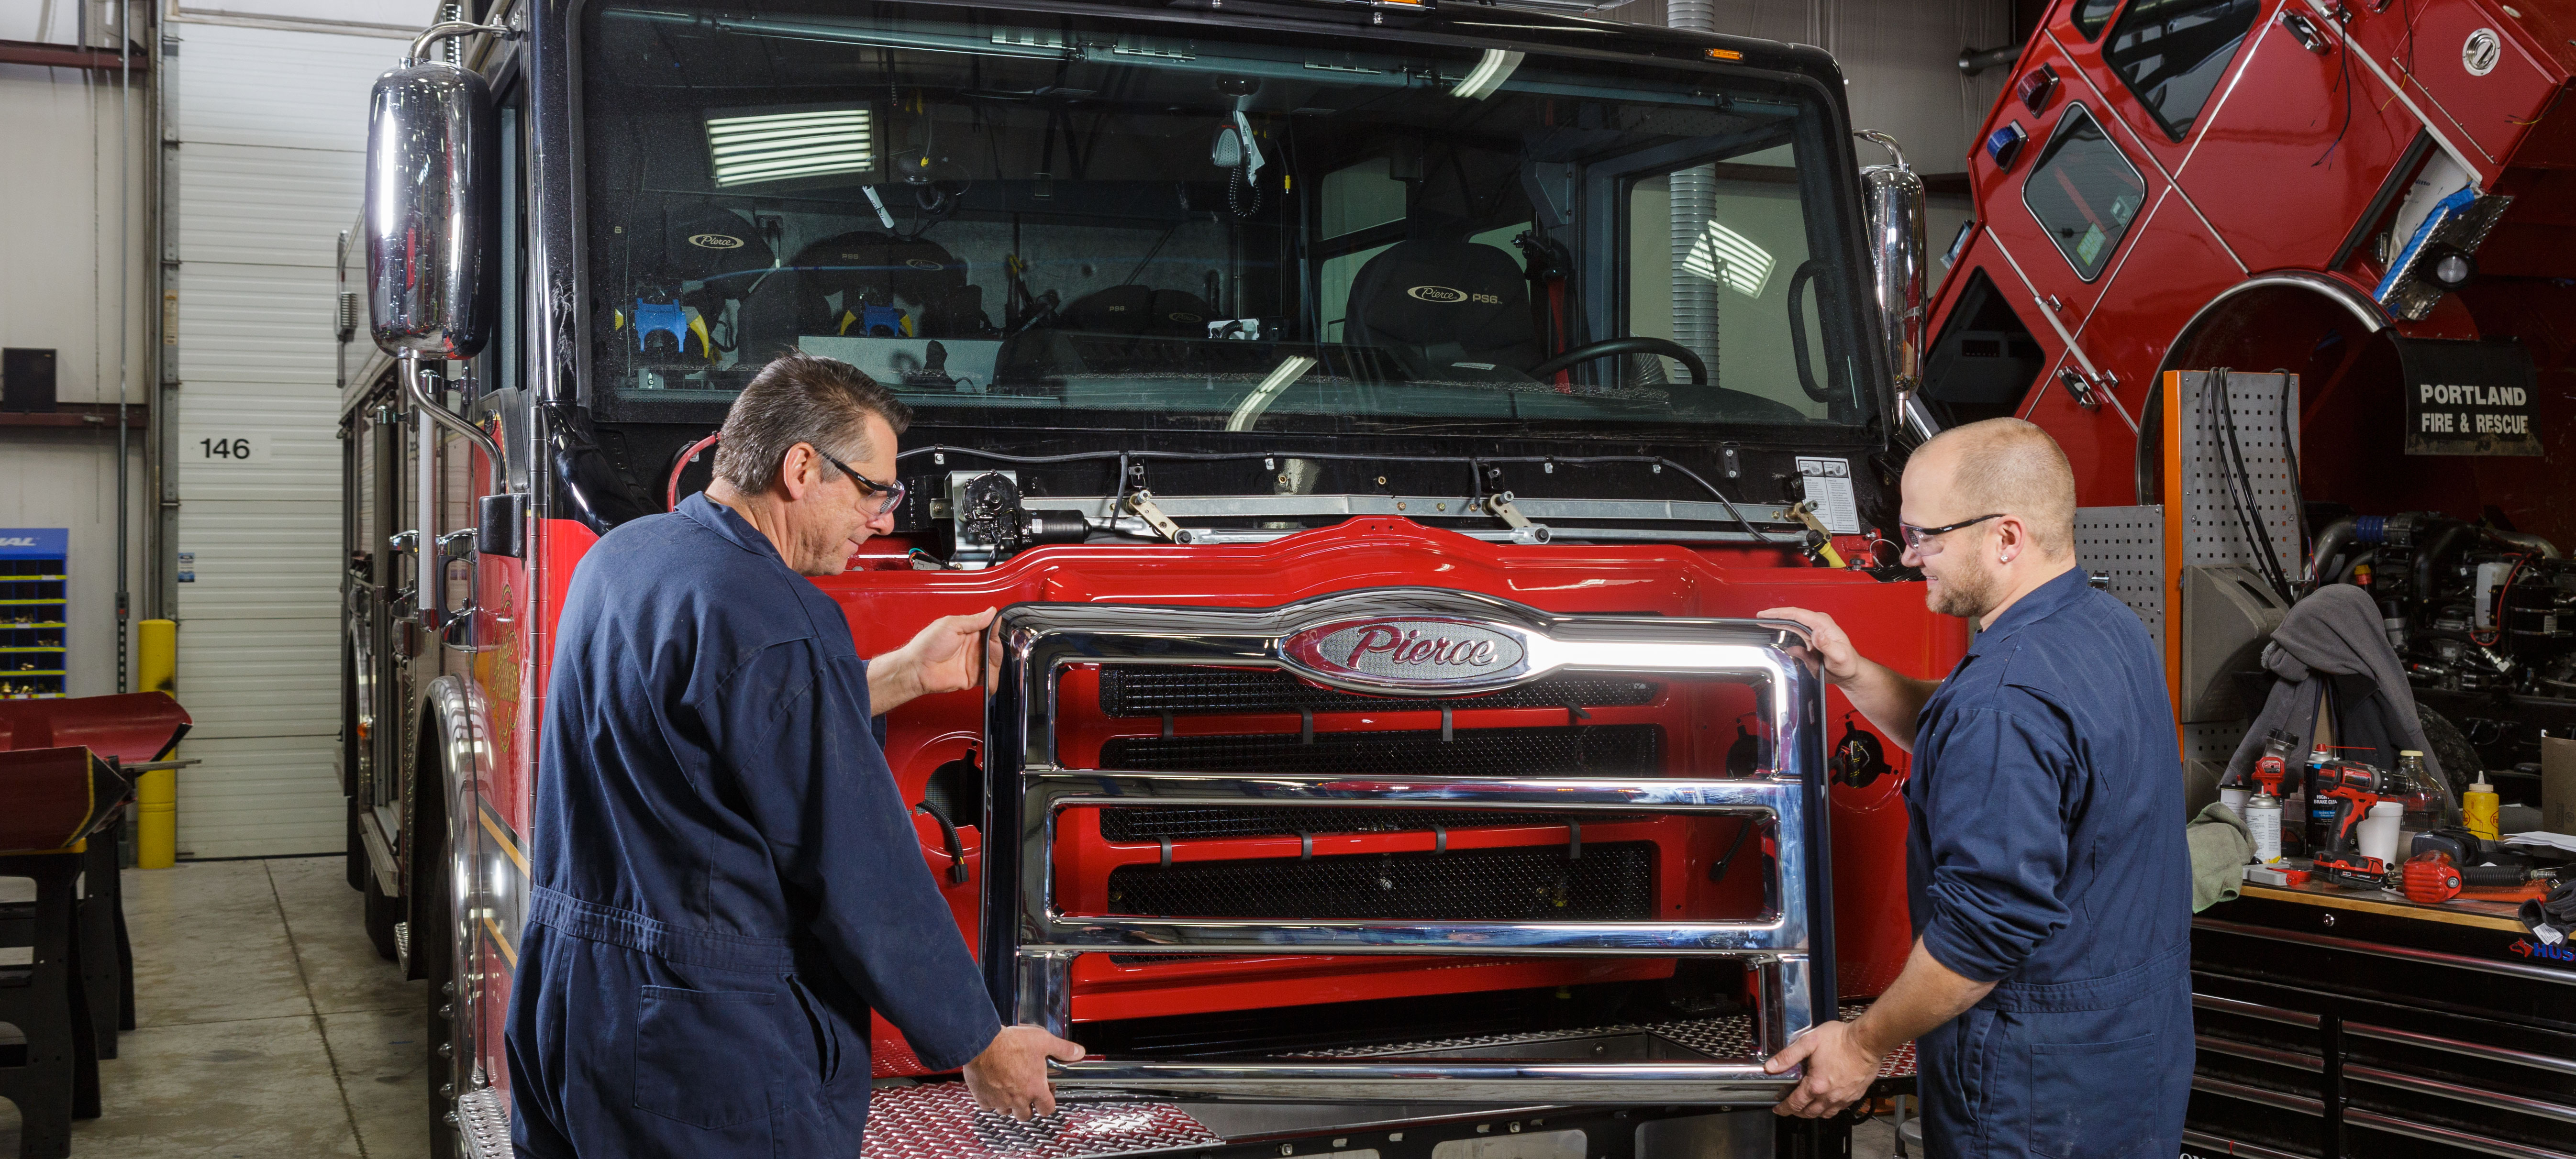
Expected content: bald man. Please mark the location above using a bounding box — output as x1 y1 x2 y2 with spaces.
1761 419 2191 1157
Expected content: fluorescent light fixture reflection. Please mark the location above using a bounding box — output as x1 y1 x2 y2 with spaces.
1684 221 1775 298
1448 49 1524 100
706 108 873 188
1226 355 1319 431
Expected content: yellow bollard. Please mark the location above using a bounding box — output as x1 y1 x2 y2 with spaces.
136 619 178 869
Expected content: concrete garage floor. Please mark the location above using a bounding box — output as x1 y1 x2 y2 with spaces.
3 856 428 1158
3 856 1914 1159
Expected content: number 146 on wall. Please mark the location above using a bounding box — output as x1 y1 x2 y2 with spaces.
191 434 270 462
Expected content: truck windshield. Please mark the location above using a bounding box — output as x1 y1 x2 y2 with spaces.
583 2 1877 436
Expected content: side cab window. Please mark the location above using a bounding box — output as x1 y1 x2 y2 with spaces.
2021 105 2149 281
2070 0 2123 40
2100 0 2262 142
1921 268 2047 427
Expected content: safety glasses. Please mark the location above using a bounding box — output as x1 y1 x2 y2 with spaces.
814 447 908 517
1897 513 2002 555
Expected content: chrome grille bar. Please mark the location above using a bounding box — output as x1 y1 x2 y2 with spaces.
980 586 1833 1104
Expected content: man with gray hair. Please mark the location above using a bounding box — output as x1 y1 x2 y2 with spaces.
1761 418 2192 1157
507 352 1079 1159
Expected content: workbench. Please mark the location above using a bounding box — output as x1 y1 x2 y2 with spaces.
2187 876 2576 1159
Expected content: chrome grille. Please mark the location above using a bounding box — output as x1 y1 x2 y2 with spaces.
1098 665 1659 716
1099 723 1661 777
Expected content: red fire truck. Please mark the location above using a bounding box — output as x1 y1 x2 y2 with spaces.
337 1 1958 1154
1927 0 2576 819
1925 2 2576 1155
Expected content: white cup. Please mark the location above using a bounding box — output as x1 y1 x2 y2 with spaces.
2357 801 2405 868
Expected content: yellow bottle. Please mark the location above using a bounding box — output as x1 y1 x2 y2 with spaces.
2464 777 2500 841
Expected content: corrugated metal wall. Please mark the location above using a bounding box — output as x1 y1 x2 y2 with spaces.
169 20 403 859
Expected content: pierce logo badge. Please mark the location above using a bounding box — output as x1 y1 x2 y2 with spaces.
1406 285 1467 303
1281 617 1531 690
905 258 943 270
687 233 744 249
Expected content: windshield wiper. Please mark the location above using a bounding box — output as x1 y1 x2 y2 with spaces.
895 445 1788 544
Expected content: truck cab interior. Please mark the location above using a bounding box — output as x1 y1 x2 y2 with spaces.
579 0 1877 440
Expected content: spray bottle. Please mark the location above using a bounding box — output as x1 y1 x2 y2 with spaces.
2248 785 2284 864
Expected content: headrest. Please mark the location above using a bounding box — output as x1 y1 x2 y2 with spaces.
656 204 774 296
1346 239 1534 370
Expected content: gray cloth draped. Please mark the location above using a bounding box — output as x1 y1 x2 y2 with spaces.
2222 584 2456 823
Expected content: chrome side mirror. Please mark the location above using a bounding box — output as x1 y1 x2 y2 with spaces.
365 39 500 359
1856 130 1936 443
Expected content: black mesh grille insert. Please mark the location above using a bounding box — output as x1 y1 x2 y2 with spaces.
1099 724 1661 777
1098 667 1659 717
1106 842 1654 922
1099 806 1592 843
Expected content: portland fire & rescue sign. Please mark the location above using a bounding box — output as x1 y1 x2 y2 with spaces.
2398 337 2542 456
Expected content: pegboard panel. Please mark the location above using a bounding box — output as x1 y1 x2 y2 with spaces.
2075 506 2165 642
2185 721 2244 764
2176 370 2302 577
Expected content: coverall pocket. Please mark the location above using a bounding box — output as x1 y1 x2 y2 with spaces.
785 976 842 1086
2028 1033 2157 1159
633 984 783 1128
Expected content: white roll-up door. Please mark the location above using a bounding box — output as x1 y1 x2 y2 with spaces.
170 20 408 859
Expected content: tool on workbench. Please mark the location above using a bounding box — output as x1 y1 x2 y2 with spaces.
2304 747 2340 854
2401 850 2464 904
2310 756 2417 888
2410 827 2549 886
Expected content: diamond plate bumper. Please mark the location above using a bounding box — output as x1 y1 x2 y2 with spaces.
457 1087 511 1159
865 1081 1222 1159
456 1007 1918 1159
863 1006 1916 1159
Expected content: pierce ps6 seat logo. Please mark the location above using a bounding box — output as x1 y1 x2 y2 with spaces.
1280 616 1532 690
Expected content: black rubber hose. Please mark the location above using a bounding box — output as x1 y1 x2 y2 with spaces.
2274 367 2309 587
915 797 970 885
1525 336 1707 388
2308 517 2359 589
2413 520 2475 606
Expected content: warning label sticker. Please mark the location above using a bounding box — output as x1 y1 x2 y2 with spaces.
1794 457 1861 535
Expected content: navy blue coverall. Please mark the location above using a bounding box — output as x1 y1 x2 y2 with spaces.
505 494 1001 1158
1904 567 2193 1158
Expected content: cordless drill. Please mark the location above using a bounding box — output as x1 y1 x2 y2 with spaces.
2310 758 2404 888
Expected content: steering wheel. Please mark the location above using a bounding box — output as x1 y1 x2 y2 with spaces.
1525 336 1707 387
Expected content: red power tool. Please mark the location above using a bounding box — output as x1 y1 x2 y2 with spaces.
2250 729 2297 799
2310 758 2406 888
2402 851 2464 905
